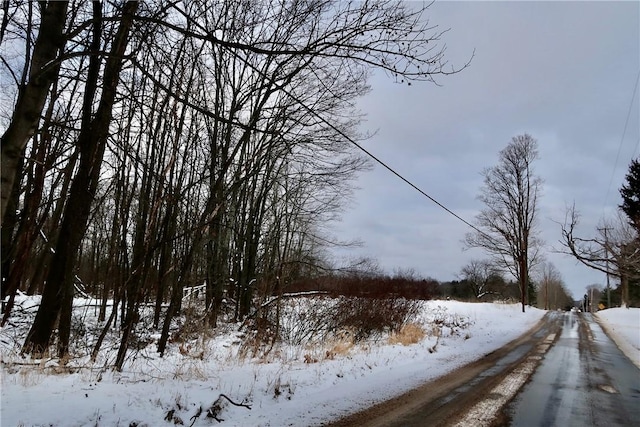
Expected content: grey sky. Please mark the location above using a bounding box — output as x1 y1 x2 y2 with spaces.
330 1 640 300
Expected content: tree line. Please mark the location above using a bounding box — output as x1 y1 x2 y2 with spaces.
561 158 640 308
463 133 638 310
1 1 465 367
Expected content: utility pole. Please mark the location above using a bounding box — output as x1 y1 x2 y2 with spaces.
598 226 613 308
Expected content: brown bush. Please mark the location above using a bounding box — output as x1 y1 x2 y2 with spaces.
287 275 440 300
257 295 422 347
329 296 421 342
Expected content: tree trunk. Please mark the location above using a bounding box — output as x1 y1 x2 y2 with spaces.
520 258 527 313
1 154 23 301
2 88 56 324
621 274 630 308
22 2 139 357
153 205 175 328
1 1 68 224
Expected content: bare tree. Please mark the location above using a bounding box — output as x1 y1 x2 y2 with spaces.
465 134 543 312
560 208 639 308
536 262 572 310
22 1 139 357
4 0 468 364
1 1 68 223
538 262 558 310
459 259 503 301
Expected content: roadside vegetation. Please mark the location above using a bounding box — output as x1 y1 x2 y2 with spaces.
1 0 468 367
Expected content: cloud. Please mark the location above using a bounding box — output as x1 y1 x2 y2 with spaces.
330 1 640 299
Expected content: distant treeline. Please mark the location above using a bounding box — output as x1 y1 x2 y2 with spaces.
286 274 523 302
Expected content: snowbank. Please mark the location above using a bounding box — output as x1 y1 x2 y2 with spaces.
2 299 546 426
596 307 640 368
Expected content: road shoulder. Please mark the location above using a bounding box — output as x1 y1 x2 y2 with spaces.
594 312 640 369
325 313 561 427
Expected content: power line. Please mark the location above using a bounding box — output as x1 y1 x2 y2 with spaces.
218 44 496 243
345 137 488 237
276 85 494 242
604 69 640 211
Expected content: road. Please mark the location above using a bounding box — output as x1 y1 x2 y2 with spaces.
503 311 640 426
326 311 640 427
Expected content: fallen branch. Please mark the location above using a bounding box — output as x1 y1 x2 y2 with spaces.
189 393 251 426
217 393 252 410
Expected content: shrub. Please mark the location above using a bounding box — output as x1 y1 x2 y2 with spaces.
388 323 426 346
287 275 440 300
329 297 421 342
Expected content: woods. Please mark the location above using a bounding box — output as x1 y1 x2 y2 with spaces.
0 1 461 363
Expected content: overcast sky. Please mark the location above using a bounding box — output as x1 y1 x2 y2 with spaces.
329 0 640 300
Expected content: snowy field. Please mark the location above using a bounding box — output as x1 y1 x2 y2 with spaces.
0 296 635 427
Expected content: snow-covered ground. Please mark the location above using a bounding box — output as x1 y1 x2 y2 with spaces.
0 297 635 427
596 307 640 368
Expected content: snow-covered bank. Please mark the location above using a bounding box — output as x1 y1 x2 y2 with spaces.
2 300 544 426
596 307 640 368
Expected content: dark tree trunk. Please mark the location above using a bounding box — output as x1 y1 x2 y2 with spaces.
2 84 56 324
1 1 68 223
156 277 181 358
520 257 527 313
154 203 176 328
26 149 78 296
22 2 139 357
1 154 23 301
205 220 226 328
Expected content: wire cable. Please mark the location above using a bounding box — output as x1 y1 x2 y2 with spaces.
274 84 495 242
215 41 499 244
604 69 640 210
346 136 487 237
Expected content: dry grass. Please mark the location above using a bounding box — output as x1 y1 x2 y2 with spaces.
388 323 426 346
325 341 353 360
332 297 421 342
171 359 208 381
178 342 205 360
324 329 354 360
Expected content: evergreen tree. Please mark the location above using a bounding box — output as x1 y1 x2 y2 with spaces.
619 158 640 232
527 277 537 307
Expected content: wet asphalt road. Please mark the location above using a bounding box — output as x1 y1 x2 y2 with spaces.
506 311 640 426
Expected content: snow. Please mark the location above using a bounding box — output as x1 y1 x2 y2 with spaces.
0 297 634 427
595 307 640 368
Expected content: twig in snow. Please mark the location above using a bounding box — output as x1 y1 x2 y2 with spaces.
217 393 252 410
188 394 251 426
